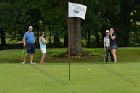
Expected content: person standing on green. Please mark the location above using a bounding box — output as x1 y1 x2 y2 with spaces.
110 27 117 63
39 32 47 64
22 26 36 64
104 30 110 62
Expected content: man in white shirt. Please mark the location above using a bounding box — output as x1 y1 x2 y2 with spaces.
104 30 111 62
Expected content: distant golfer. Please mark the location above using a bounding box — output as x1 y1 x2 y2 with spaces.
22 26 36 64
110 27 117 63
104 30 110 62
39 32 47 64
104 30 114 62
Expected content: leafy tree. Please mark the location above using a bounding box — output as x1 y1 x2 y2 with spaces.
0 1 13 47
0 0 140 49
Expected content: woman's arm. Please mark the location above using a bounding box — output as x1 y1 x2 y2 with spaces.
110 33 116 40
110 35 116 40
40 37 46 45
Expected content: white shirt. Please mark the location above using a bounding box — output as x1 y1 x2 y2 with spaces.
104 36 110 47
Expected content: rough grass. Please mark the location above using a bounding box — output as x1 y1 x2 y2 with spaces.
0 47 140 63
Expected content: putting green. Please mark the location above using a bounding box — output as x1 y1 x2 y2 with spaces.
0 63 140 93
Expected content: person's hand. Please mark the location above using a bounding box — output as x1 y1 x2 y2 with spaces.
35 39 37 44
110 32 112 36
104 47 106 50
23 43 26 48
107 46 110 50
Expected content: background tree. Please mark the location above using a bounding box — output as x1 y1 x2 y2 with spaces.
67 0 84 56
0 0 140 49
0 1 12 47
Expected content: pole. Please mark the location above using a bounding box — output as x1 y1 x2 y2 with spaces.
68 18 71 81
69 56 71 81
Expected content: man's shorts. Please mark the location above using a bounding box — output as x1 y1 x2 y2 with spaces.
40 48 46 54
26 44 35 54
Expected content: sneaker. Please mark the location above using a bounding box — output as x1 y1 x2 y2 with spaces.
30 62 36 64
22 62 26 64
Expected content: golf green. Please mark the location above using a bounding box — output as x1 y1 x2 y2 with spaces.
0 63 140 93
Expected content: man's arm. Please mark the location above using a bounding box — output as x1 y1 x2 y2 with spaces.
33 33 36 43
103 38 106 49
23 38 26 48
104 43 106 49
34 38 36 43
23 32 26 48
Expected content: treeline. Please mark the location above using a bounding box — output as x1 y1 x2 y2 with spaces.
0 0 140 48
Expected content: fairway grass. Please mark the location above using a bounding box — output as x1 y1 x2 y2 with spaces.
0 63 140 93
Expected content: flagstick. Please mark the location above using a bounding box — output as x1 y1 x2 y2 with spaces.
68 55 71 81
67 2 87 81
68 18 71 81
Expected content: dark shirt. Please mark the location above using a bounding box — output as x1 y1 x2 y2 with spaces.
110 32 117 46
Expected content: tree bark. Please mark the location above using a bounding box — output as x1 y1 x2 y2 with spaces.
87 29 91 48
48 25 52 47
0 28 6 47
66 0 84 56
64 33 68 47
54 33 61 47
68 17 83 56
119 0 130 47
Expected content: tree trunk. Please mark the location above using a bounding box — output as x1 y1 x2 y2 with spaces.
64 33 68 47
68 17 83 56
0 28 6 47
87 29 91 48
66 0 83 56
36 25 39 43
95 27 101 47
49 25 52 47
119 0 130 47
54 33 61 47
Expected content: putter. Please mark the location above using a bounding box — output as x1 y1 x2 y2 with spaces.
104 47 108 62
104 48 107 62
21 49 25 62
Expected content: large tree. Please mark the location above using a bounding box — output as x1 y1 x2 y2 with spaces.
119 0 131 47
67 0 84 56
0 1 12 47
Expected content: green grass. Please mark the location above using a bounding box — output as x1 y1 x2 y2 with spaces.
0 47 140 63
0 63 140 93
0 48 140 93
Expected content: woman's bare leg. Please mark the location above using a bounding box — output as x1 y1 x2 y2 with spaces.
111 49 117 63
40 53 46 64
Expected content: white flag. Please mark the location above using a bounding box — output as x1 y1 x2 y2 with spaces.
68 2 87 20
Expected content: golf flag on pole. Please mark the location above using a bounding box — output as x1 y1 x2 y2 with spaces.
68 2 87 20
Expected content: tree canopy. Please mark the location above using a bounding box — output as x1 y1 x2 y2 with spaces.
0 0 140 49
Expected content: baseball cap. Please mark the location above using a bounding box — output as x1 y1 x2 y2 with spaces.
106 30 109 33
